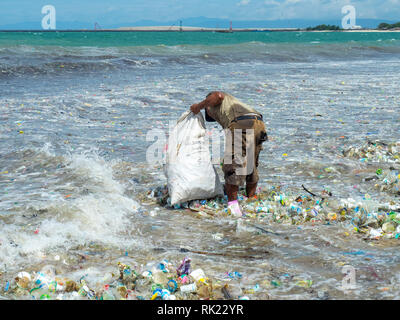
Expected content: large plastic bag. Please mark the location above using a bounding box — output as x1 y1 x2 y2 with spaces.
164 111 224 205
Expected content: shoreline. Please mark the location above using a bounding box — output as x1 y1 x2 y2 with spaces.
0 26 400 32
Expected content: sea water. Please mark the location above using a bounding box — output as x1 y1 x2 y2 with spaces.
0 31 400 299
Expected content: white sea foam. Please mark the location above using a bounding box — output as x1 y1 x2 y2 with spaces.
0 149 143 272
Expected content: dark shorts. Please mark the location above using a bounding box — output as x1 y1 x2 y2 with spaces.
223 119 267 186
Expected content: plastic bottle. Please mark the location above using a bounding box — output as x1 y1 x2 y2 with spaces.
158 259 170 273
141 271 152 278
226 283 243 299
34 272 51 287
289 203 302 214
153 271 167 285
161 289 172 300
180 283 197 293
30 286 52 300
55 278 66 292
190 269 206 282
151 288 163 300
16 272 31 289
102 289 116 300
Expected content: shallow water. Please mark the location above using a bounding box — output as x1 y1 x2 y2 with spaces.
0 32 400 300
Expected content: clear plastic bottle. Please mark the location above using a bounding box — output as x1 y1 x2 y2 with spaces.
102 289 116 300
30 286 52 300
224 283 243 299
180 283 197 293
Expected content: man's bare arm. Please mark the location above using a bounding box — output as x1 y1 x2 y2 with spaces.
190 91 225 114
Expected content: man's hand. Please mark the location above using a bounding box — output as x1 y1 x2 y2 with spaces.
189 91 225 114
190 103 201 114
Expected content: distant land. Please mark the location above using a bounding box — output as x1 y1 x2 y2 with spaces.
378 22 400 30
0 16 398 31
306 24 342 31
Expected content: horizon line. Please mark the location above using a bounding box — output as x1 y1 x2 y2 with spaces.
0 28 396 33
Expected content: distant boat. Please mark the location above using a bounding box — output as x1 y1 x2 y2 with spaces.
216 21 233 33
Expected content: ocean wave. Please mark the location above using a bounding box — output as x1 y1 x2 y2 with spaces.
0 146 146 270
1 40 400 77
0 57 158 77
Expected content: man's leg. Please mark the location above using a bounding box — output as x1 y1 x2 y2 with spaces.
225 183 239 202
223 174 242 217
246 183 258 198
246 120 266 199
223 125 246 217
245 143 259 198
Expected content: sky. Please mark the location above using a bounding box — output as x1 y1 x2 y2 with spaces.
0 0 399 26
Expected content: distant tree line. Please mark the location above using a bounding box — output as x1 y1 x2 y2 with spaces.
306 24 341 31
377 22 400 30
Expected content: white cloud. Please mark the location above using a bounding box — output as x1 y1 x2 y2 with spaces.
258 0 398 20
264 0 281 6
237 0 251 6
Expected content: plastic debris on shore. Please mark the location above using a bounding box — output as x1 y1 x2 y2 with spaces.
145 179 400 241
4 255 320 300
372 168 400 196
343 140 400 164
3 258 273 300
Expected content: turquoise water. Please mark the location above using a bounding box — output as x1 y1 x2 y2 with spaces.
0 31 399 47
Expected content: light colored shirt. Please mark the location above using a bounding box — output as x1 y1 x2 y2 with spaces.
205 92 261 128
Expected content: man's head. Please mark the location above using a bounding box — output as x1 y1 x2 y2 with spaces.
205 92 216 122
205 109 217 122
204 91 224 122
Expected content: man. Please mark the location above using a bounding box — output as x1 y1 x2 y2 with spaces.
190 91 268 217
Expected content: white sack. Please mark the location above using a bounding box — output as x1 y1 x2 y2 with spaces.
164 111 224 205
